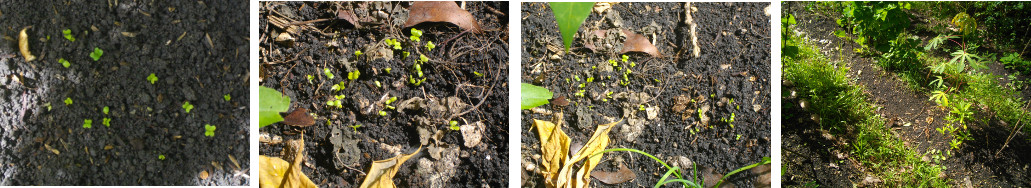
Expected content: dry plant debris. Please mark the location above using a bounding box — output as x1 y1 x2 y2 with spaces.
534 118 623 188
405 1 483 33
359 146 423 188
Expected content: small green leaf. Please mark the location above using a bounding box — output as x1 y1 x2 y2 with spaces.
224 94 231 101
204 124 216 137
147 73 158 84
83 119 92 128
90 47 103 61
102 118 111 127
549 2 593 53
65 97 73 106
59 58 70 68
426 41 436 51
259 86 290 128
158 155 165 160
521 83 553 110
182 101 194 113
325 68 335 79
449 120 460 131
63 29 75 42
103 106 110 115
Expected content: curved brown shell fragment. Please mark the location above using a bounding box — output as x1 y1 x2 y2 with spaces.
404 1 483 33
620 30 661 57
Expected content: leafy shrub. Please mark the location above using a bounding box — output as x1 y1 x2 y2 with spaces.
838 1 912 52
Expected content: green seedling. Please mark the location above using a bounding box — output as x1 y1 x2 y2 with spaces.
349 124 362 132
736 134 742 140
103 106 109 115
90 47 103 61
158 155 165 160
102 118 111 127
65 97 73 106
332 81 346 91
83 119 92 128
586 77 594 83
578 83 585 88
386 97 398 104
385 39 402 50
204 124 216 137
410 28 423 42
610 59 618 67
335 95 345 100
324 68 335 79
521 83 553 109
419 54 429 63
147 73 158 84
59 58 70 68
378 110 387 116
182 101 194 113
307 75 314 84
375 80 382 88
385 68 392 74
326 100 342 108
63 29 75 42
402 51 410 59
574 89 586 97
474 71 483 77
639 105 646 111
225 94 231 101
425 41 435 51
622 55 629 62
354 50 363 58
574 75 581 81
550 2 592 52
449 120 460 131
630 61 636 68
385 105 395 110
348 70 360 80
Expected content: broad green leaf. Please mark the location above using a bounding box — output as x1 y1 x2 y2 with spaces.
521 83 553 110
833 30 846 38
259 86 290 128
549 2 593 53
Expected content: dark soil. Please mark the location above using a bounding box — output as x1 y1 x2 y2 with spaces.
521 2 771 187
782 2 1031 187
258 1 508 187
0 0 250 186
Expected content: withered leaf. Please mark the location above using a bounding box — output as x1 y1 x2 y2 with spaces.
282 108 315 127
620 30 662 57
533 119 570 187
552 96 569 107
405 1 483 33
558 119 622 188
259 135 316 188
590 163 636 185
336 9 361 28
751 164 771 188
359 146 423 188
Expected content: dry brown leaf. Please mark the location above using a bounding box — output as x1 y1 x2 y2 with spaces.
620 30 662 57
554 119 621 188
405 1 483 33
259 135 316 188
44 143 59 155
533 119 570 187
18 26 36 62
590 163 636 184
359 146 423 188
336 9 361 28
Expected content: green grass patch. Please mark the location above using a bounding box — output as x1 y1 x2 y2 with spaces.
784 35 948 186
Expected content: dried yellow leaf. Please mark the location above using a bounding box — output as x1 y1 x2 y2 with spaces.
533 119 570 187
359 146 423 188
260 135 316 188
18 26 36 62
557 119 621 188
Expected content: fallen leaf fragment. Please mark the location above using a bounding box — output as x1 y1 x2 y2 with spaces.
336 9 361 28
593 2 614 14
557 119 621 188
620 30 661 57
18 26 36 62
591 163 636 184
751 164 771 188
259 135 316 188
533 119 569 187
44 143 59 155
281 107 315 127
405 1 483 33
359 146 423 188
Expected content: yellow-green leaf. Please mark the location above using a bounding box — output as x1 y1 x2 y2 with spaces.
359 146 423 188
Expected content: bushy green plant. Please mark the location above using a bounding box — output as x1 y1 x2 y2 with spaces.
838 1 912 52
